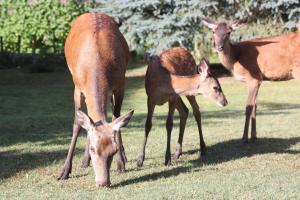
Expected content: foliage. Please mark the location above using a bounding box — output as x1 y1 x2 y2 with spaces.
95 0 300 58
0 0 89 53
95 0 220 56
0 0 299 57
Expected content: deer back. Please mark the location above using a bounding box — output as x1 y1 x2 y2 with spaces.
159 47 198 76
65 12 129 93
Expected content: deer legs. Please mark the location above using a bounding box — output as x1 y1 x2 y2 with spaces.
186 96 206 155
58 87 82 180
111 90 127 173
137 97 155 167
173 98 189 160
137 96 191 167
165 98 176 165
81 137 91 168
242 80 261 143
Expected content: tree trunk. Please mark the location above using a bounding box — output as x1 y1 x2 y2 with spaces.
32 35 36 55
17 35 21 53
0 36 3 52
53 32 56 54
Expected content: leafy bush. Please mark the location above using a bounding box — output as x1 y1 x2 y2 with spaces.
0 0 88 54
0 0 299 59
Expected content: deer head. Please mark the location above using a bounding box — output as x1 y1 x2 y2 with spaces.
76 110 134 187
201 17 247 52
197 58 228 107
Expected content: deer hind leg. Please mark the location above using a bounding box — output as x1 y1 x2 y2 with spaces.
174 97 189 160
243 80 261 143
58 87 82 180
81 92 91 168
111 89 127 173
137 97 155 167
165 96 176 166
186 96 207 155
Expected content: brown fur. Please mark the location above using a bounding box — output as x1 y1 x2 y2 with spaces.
159 47 198 75
201 17 300 142
58 12 130 187
137 47 227 167
226 33 300 81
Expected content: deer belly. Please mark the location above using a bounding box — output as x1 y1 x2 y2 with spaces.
261 68 293 81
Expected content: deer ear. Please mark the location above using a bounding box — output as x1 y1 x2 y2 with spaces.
112 110 134 131
200 17 218 30
198 58 210 78
76 110 94 131
229 18 247 31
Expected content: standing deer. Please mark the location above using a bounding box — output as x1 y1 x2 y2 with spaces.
201 17 300 143
137 47 228 167
57 12 134 187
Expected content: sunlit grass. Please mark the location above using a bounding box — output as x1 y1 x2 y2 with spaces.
0 66 300 199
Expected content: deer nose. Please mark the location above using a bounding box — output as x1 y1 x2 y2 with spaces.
216 45 224 52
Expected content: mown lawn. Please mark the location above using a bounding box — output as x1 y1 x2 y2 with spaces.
0 65 300 199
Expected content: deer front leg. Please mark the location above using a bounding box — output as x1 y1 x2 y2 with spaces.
165 98 176 166
174 97 189 160
137 98 155 167
111 90 127 173
187 96 206 155
58 88 82 180
242 80 261 143
250 84 260 142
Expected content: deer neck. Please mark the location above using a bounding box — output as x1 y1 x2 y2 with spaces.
164 74 203 96
217 41 236 70
84 76 108 123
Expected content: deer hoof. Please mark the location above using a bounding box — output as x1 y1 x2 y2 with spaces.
250 137 257 143
164 156 171 166
242 138 249 144
164 159 171 166
136 157 144 167
117 161 125 173
200 149 207 157
174 144 182 159
57 168 70 180
174 151 182 160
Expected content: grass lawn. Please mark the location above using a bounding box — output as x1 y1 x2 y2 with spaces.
0 64 300 199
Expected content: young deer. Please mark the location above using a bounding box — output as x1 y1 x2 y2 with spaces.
201 17 300 143
57 13 134 187
137 47 228 167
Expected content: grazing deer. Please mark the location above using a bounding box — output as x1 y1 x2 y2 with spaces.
57 12 134 187
201 17 300 143
137 47 228 167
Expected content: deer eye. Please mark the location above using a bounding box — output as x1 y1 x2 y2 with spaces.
213 86 219 91
90 146 96 154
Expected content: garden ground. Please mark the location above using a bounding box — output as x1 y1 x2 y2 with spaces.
0 64 300 199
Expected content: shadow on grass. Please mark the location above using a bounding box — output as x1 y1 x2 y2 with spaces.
259 101 300 111
112 136 300 188
0 149 68 180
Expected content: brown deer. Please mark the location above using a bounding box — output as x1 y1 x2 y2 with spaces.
57 12 134 187
201 17 300 143
137 47 228 167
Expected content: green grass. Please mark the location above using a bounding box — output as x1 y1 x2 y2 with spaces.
0 66 300 200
